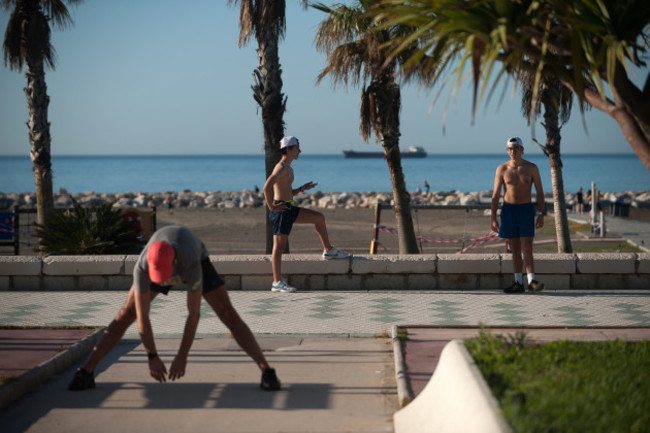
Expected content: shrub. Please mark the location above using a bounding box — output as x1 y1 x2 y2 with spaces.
36 200 144 255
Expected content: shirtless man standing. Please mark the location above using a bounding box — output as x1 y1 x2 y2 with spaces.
491 137 546 294
263 136 349 293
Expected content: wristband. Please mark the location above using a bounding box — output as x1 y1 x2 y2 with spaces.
537 211 544 216
147 352 158 360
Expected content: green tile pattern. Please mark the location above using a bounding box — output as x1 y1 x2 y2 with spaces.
552 306 599 326
430 300 466 324
611 303 650 325
491 303 533 325
368 297 404 323
247 298 284 317
307 295 345 319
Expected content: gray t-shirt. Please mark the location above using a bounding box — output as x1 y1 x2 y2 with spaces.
133 225 208 293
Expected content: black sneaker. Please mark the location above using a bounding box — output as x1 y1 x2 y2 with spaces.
503 281 525 294
528 279 546 294
260 368 281 391
68 367 95 391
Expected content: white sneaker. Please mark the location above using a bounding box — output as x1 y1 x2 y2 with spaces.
323 246 350 260
271 280 297 293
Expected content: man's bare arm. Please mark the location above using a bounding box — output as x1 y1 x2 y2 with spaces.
169 289 201 381
532 165 545 212
491 165 504 233
135 289 167 382
532 165 545 228
263 164 288 211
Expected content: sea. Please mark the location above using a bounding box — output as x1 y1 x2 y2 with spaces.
1 154 648 194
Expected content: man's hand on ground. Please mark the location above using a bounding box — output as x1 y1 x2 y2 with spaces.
149 357 168 382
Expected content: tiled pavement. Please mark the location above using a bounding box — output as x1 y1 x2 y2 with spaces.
2 290 650 336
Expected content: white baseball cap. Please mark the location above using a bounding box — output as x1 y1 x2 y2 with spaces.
280 136 300 149
507 136 523 146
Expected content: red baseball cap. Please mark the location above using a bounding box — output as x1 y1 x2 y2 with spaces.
147 241 175 283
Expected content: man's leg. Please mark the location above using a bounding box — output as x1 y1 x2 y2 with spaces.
83 286 158 373
203 285 270 371
521 236 535 275
509 237 523 274
294 208 332 251
271 234 287 283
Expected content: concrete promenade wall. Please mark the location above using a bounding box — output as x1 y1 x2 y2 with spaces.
1 253 649 291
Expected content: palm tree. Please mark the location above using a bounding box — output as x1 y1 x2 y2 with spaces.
2 0 82 229
228 0 307 253
371 0 650 169
312 0 420 254
520 73 574 253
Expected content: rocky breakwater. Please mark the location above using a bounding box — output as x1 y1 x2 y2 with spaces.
1 189 649 210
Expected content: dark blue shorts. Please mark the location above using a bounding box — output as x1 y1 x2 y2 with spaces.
499 202 535 239
269 206 301 235
150 258 224 295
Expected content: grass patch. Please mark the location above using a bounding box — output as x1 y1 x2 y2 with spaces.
396 327 408 341
1 376 18 387
465 330 650 433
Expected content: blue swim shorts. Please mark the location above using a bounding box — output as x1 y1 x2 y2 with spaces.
499 202 535 239
269 205 301 236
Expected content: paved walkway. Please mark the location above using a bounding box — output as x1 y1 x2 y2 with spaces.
568 212 650 251
2 290 650 335
1 289 650 432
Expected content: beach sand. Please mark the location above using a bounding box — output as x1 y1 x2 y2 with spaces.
158 207 530 255
157 205 650 255
10 205 648 256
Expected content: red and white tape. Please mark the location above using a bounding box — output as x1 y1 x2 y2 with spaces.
374 224 502 253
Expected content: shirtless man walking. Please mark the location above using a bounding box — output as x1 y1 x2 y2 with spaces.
491 137 546 294
263 136 349 293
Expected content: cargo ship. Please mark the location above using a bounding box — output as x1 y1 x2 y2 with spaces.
343 146 427 158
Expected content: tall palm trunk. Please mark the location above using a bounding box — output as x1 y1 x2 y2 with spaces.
383 135 419 254
254 34 286 253
372 82 419 254
24 6 54 229
542 95 572 253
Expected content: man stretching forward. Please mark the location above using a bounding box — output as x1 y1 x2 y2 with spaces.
68 225 281 391
263 136 349 293
491 137 546 294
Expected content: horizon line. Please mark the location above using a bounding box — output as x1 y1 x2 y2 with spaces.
0 152 637 157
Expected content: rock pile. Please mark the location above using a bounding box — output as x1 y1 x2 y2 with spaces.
1 189 649 210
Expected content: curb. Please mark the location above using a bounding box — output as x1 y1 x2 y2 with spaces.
0 327 104 411
394 339 511 433
391 325 412 408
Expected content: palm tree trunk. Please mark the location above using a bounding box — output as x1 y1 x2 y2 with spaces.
382 135 419 254
254 37 286 253
25 59 54 229
548 153 572 253
542 98 572 253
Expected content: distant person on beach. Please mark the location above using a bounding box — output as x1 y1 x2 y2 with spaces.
576 187 584 215
263 136 350 293
491 137 546 294
68 225 281 391
423 180 430 194
164 192 174 214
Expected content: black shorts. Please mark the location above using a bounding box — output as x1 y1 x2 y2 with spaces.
269 205 301 235
150 258 224 295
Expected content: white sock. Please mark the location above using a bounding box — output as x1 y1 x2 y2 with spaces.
527 273 535 284
514 273 523 285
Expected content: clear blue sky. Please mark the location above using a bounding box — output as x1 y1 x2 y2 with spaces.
0 0 642 156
